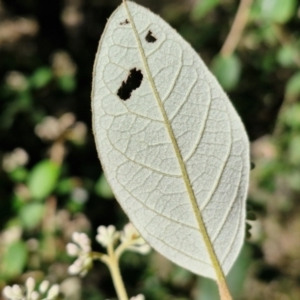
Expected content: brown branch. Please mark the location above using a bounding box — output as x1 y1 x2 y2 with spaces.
220 0 253 56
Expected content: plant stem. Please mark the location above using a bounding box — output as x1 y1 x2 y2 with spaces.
218 280 233 300
107 243 129 300
220 0 253 56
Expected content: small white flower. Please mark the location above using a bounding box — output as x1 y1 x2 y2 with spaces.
26 277 36 298
120 223 151 254
96 225 120 247
130 294 145 300
2 277 59 300
39 279 60 300
46 284 60 299
68 254 92 277
66 242 80 256
39 281 50 294
121 223 139 242
26 277 35 293
2 285 24 300
31 291 40 300
68 232 91 255
67 232 92 276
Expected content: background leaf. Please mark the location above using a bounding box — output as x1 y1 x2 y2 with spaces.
259 0 297 24
30 67 53 89
286 72 300 96
191 0 220 21
211 54 242 91
27 160 60 200
1 241 28 280
19 203 45 229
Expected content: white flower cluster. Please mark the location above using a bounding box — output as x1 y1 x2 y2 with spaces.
66 232 93 277
67 223 151 277
2 277 59 300
96 223 150 254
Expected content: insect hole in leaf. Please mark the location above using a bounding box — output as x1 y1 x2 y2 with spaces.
145 30 157 43
117 68 143 101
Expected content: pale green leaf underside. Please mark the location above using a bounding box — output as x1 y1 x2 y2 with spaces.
92 1 249 279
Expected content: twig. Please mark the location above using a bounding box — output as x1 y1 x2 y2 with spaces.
220 0 253 56
106 242 129 300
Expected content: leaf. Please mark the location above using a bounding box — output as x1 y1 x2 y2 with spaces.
286 72 300 96
282 103 300 129
211 54 241 91
259 0 296 24
95 173 114 199
191 0 220 21
9 167 28 182
288 135 300 165
28 159 60 200
1 240 28 280
92 1 249 282
276 45 297 67
30 67 53 89
57 75 76 93
19 203 45 229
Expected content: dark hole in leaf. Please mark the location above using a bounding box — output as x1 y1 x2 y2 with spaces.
250 162 255 170
117 68 143 101
145 30 157 43
120 19 129 25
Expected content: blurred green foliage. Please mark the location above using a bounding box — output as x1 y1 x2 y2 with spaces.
1 0 300 299
259 0 297 24
192 0 220 21
211 54 242 91
1 241 28 281
28 160 61 200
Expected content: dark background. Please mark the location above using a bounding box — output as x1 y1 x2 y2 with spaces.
1 0 300 299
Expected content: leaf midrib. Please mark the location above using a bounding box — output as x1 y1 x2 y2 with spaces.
122 1 227 283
